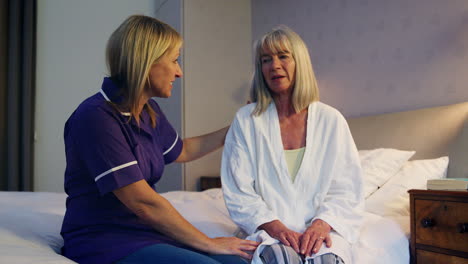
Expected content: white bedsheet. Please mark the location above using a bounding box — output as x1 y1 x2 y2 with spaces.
168 189 410 264
0 189 410 264
0 191 75 264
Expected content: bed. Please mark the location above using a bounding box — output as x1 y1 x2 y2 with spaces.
1 102 467 264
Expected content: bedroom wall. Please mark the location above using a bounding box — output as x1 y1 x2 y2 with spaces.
182 0 252 191
252 0 468 117
37 1 466 193
152 0 184 192
35 0 167 192
34 0 251 192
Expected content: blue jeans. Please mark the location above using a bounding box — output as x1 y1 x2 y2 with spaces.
115 243 248 264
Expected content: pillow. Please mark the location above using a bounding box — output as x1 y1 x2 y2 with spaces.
365 156 449 216
359 148 416 198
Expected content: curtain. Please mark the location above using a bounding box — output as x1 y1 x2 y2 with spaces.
0 0 36 191
0 0 7 190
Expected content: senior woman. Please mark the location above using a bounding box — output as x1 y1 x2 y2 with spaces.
221 26 364 264
60 15 258 264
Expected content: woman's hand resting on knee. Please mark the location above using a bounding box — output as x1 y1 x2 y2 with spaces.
300 219 332 257
258 220 302 253
207 237 259 259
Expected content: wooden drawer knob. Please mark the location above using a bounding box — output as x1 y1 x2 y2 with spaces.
421 218 436 228
457 223 468 233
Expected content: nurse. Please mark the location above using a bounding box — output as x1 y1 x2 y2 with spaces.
60 15 258 264
221 26 364 264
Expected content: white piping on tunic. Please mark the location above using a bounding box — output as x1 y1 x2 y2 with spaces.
99 89 111 101
100 88 179 157
100 89 131 116
95 161 138 182
163 133 179 156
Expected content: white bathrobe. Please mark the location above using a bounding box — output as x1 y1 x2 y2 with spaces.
221 102 364 264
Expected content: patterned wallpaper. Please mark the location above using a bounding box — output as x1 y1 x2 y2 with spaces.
252 0 468 117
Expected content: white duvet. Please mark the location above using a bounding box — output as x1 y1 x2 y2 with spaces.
0 189 409 264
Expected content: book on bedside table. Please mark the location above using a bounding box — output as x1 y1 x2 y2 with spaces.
427 178 468 190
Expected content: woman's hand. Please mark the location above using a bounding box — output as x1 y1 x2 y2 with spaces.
207 237 259 259
259 220 302 253
299 219 332 257
115 180 259 257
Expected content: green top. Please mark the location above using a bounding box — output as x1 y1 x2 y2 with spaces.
284 147 305 182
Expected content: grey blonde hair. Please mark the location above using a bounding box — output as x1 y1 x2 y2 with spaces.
106 15 182 126
250 25 319 115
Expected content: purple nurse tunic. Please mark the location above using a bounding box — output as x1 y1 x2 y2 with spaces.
60 77 183 264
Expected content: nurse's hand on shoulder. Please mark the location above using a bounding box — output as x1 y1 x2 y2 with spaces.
299 219 332 257
207 237 259 259
258 220 302 253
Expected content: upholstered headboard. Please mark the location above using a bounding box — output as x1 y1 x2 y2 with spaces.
199 102 468 190
347 102 468 178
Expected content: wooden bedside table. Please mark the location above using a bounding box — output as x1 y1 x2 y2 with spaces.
409 189 468 264
199 176 221 191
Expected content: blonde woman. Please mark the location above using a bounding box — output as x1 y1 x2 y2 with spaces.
221 26 364 264
60 15 257 264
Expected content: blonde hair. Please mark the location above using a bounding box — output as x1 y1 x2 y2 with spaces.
250 25 319 115
106 15 182 126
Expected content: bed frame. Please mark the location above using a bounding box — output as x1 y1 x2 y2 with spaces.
200 102 468 190
348 102 468 179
